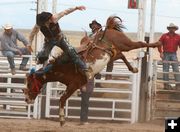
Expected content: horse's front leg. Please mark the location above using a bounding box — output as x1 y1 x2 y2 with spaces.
120 53 138 73
59 93 66 126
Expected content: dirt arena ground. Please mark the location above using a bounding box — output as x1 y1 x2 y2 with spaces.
0 118 164 132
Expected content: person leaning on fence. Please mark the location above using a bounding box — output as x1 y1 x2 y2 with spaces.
0 23 33 75
29 6 92 80
158 23 180 90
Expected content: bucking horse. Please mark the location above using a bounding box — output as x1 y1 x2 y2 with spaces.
23 16 161 126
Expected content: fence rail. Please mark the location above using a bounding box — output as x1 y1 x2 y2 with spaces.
151 60 180 120
0 55 39 119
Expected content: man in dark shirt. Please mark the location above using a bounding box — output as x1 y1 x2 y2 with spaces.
29 6 92 80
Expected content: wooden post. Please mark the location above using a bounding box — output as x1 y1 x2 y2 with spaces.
36 0 48 54
52 0 57 13
138 36 149 122
36 0 48 118
137 0 147 41
146 0 156 121
137 0 147 122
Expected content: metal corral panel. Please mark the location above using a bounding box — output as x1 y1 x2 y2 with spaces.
0 55 39 119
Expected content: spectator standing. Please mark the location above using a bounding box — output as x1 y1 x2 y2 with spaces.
80 78 94 125
0 23 32 75
158 23 180 89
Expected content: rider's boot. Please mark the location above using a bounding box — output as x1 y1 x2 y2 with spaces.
68 47 93 80
35 64 53 77
58 37 93 80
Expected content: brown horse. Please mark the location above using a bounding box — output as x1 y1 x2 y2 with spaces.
23 16 160 126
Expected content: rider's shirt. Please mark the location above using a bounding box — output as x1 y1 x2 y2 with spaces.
29 7 78 45
40 23 61 41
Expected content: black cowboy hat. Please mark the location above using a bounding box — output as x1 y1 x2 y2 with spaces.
36 12 52 26
89 20 102 29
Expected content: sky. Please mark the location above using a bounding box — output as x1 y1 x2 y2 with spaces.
0 0 180 33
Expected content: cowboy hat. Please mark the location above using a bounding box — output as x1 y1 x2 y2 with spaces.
2 23 13 30
89 20 102 29
167 23 178 30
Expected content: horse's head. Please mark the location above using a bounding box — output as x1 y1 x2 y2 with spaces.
23 72 44 104
106 15 126 32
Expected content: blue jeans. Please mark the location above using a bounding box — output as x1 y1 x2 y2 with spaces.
162 52 180 86
38 37 87 71
80 78 94 122
2 48 31 69
80 91 91 122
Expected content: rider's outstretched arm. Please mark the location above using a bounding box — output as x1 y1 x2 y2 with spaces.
53 6 86 23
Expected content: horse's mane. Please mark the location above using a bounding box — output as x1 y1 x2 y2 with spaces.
106 15 126 32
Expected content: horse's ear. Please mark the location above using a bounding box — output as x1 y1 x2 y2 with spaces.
84 31 87 37
106 16 114 29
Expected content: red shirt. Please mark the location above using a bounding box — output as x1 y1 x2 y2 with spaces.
159 33 180 53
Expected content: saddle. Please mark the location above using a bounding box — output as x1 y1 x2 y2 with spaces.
75 36 94 61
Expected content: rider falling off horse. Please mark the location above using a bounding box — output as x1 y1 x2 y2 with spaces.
29 6 92 80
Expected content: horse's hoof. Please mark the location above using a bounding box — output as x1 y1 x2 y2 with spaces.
132 68 138 73
60 120 65 126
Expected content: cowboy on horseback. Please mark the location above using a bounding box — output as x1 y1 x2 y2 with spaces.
29 6 92 79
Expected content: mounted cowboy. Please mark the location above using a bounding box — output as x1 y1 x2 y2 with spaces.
29 6 92 80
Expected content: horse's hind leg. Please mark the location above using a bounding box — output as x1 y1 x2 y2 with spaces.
120 53 138 73
59 85 78 126
129 41 160 50
148 41 161 48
